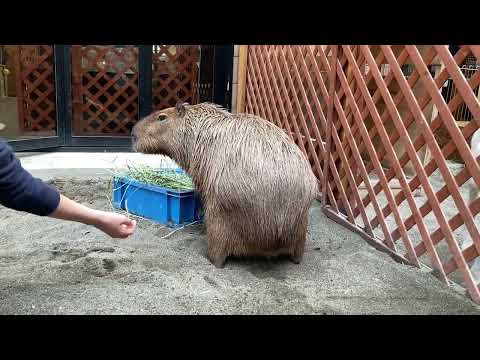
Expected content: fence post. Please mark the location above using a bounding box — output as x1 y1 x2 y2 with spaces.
236 45 249 113
322 45 339 207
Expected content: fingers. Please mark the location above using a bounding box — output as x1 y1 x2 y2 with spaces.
96 212 137 238
124 219 137 228
121 219 137 230
118 219 137 238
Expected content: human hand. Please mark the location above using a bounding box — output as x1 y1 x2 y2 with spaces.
93 211 137 238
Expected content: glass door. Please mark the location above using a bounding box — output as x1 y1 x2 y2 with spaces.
1 45 65 151
1 45 233 151
66 45 141 148
64 45 204 148
152 45 200 110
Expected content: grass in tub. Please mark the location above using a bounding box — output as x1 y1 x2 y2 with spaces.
116 165 195 191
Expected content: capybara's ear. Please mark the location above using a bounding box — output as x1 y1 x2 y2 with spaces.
175 102 187 117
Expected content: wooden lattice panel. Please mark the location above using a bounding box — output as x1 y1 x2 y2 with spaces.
71 45 139 136
244 45 480 304
152 45 199 110
15 45 56 133
245 46 334 191
326 45 480 302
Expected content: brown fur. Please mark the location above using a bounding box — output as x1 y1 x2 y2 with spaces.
131 102 318 268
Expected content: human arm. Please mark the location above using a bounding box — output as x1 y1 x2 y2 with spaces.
49 194 136 238
0 139 60 215
0 139 136 238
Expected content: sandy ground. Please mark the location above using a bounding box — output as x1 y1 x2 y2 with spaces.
0 176 479 315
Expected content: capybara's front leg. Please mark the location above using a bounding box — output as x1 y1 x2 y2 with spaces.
206 214 229 268
207 247 227 268
207 235 228 268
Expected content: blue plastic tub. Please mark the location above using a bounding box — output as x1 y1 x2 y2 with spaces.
112 168 203 228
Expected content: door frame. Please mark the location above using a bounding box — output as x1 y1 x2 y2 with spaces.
212 45 234 112
9 45 234 152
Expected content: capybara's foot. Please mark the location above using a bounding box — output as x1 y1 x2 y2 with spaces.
208 252 227 268
290 246 305 264
210 258 226 268
212 260 225 268
289 255 303 264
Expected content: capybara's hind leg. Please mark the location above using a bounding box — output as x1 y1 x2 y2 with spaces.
290 216 308 264
290 245 305 264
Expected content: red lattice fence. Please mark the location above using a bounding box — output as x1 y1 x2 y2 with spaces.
71 45 139 136
152 45 200 111
244 45 480 303
15 45 57 135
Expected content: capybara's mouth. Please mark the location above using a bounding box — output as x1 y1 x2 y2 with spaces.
131 135 139 152
131 140 155 155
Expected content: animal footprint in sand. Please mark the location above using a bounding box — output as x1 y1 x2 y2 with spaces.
49 245 128 277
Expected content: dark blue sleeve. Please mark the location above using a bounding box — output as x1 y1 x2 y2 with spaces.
0 139 60 216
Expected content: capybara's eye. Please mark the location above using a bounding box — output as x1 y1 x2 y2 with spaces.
157 114 168 121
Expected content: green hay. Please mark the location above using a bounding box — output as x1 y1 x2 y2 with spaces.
114 165 194 191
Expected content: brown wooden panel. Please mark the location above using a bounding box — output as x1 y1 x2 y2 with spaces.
244 45 480 303
71 45 139 136
152 45 199 110
15 45 56 133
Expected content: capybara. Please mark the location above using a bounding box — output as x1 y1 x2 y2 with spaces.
131 102 318 268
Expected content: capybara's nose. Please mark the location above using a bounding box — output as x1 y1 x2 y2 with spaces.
130 128 138 147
